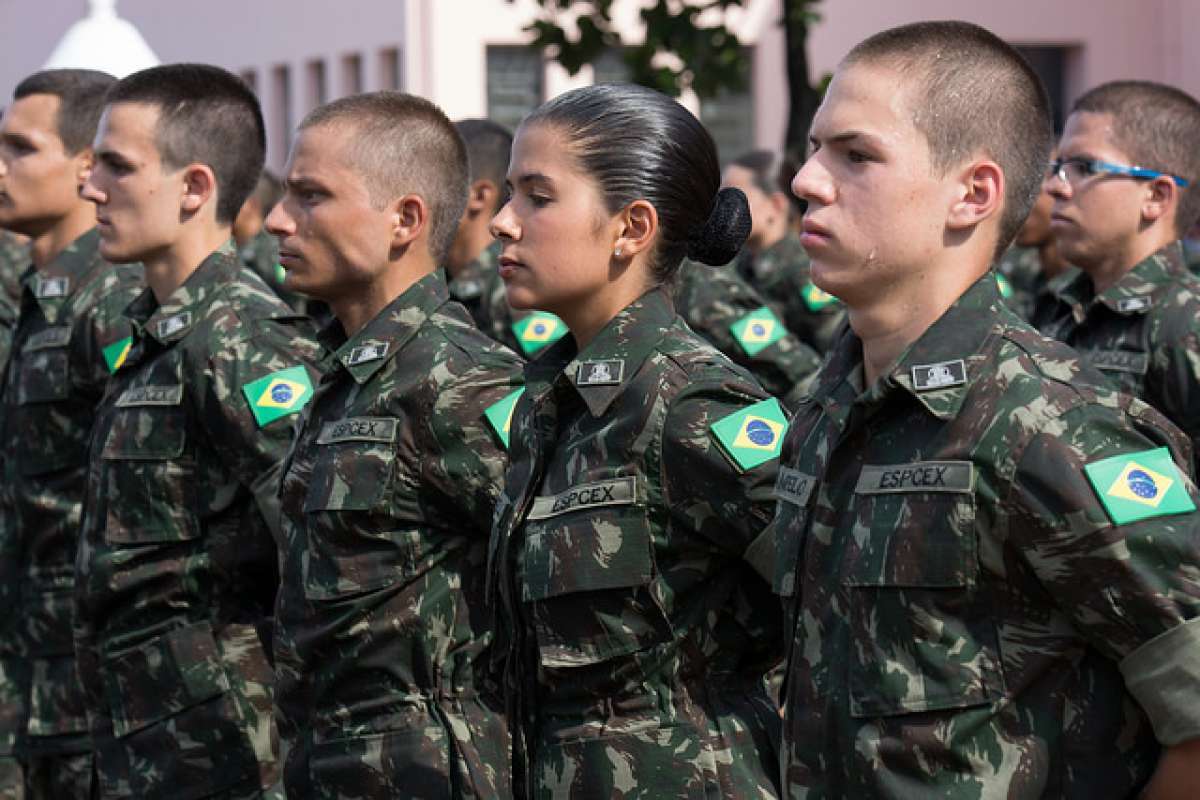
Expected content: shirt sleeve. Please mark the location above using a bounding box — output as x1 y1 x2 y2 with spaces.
1009 400 1200 743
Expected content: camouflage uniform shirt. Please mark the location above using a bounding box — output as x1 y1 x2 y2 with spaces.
736 232 845 354
73 246 323 800
994 244 1044 321
674 259 821 410
489 288 784 799
274 271 522 797
0 229 141 762
1032 242 1200 469
0 231 29 370
774 273 1200 798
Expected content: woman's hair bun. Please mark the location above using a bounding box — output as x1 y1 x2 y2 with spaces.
686 187 752 266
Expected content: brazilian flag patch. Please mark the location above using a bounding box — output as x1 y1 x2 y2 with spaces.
1084 447 1196 525
801 281 838 312
274 263 288 286
709 397 788 472
241 365 314 427
484 387 525 449
102 336 133 374
512 312 567 356
995 272 1014 299
731 306 786 357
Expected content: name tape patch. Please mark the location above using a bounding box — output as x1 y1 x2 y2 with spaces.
116 384 184 407
317 416 399 444
1117 296 1152 313
347 342 389 366
774 467 816 507
1089 349 1149 375
576 359 624 387
23 327 71 352
156 312 192 339
911 359 967 391
855 460 975 494
527 476 637 520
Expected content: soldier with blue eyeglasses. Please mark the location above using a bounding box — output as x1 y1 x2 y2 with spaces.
1033 80 1200 472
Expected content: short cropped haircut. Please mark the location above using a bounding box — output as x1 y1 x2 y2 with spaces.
1073 81 1200 233
456 118 512 192
302 92 468 265
106 63 265 224
845 21 1054 260
14 69 115 154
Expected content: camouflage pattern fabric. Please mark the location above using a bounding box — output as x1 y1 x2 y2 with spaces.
736 232 846 354
675 259 821 410
0 228 143 795
489 288 783 799
0 231 30 371
73 244 323 800
239 229 307 313
994 244 1044 321
774 272 1200 798
275 271 521 798
1032 242 1200 471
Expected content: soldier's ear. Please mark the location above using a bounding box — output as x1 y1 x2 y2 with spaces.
946 158 1003 232
1141 177 1178 231
465 179 498 216
612 199 658 262
390 193 428 251
74 147 96 189
180 163 217 217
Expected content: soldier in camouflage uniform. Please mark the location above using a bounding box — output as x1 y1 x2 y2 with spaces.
267 93 521 798
0 230 29 369
723 150 846 353
446 119 566 360
1033 82 1200 471
0 69 140 800
778 22 1200 797
234 171 306 313
674 258 820 410
74 65 322 799
993 171 1071 321
489 84 783 799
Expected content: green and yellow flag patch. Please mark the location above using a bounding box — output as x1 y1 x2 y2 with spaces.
995 272 1014 299
801 281 839 312
102 336 132 374
484 387 525 449
241 365 314 427
731 306 786 357
1084 447 1196 525
710 397 788 472
512 311 567 356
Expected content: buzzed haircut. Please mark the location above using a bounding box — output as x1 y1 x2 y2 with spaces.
845 21 1054 260
302 92 468 265
105 63 265 224
13 69 116 154
1073 81 1200 234
456 118 512 200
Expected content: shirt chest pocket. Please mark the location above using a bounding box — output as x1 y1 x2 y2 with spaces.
844 468 1004 719
520 477 672 669
16 336 85 475
101 385 198 544
302 418 410 600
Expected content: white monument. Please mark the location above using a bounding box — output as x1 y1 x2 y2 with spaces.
43 0 159 78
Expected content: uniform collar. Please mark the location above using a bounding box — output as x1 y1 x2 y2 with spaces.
22 227 104 324
325 271 450 385
526 287 676 418
124 241 240 346
813 271 1003 425
1057 241 1189 319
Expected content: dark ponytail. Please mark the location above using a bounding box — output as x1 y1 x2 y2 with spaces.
523 83 750 282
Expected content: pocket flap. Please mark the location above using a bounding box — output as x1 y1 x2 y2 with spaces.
104 622 231 738
522 497 653 602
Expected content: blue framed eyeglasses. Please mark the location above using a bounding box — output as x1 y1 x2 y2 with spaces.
1049 157 1190 189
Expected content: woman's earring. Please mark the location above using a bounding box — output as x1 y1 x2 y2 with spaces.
614 247 622 258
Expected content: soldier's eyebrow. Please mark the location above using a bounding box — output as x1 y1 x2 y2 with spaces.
286 175 330 195
505 172 555 192
809 129 884 150
95 147 133 170
1 130 36 150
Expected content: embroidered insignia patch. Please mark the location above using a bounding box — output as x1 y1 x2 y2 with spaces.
1084 447 1196 525
731 306 786 356
801 281 839 311
576 359 624 386
483 387 525 449
156 312 192 339
241 365 314 427
35 276 69 298
347 342 389 366
709 397 788 472
102 336 133 374
512 311 567 356
1117 296 1152 313
911 359 967 391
